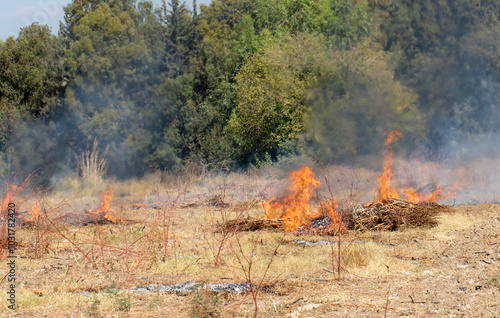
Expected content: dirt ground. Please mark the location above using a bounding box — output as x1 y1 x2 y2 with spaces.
1 179 499 317
274 204 500 317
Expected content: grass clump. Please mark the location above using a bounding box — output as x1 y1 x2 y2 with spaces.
487 275 500 288
189 290 221 318
86 297 102 318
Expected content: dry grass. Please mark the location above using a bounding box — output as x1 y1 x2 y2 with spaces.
1 166 497 317
77 138 108 190
435 209 480 231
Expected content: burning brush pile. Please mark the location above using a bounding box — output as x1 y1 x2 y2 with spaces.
349 130 452 231
350 199 446 231
223 130 457 234
263 165 342 235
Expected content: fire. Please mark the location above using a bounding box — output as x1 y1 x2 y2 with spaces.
376 129 403 200
402 186 442 203
264 165 340 231
1 185 17 215
264 165 319 231
374 130 460 203
90 186 120 223
25 202 42 222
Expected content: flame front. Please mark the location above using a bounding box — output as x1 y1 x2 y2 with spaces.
90 187 119 223
25 203 42 222
264 165 321 231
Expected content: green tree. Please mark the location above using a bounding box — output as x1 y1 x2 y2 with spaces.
377 0 500 152
0 24 63 118
305 42 423 161
176 0 248 164
228 35 331 162
60 1 182 177
159 0 195 77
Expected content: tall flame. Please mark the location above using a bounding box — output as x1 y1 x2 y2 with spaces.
376 129 403 200
373 130 460 203
90 186 119 223
264 165 321 231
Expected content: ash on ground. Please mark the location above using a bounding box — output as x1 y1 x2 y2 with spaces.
296 216 336 234
131 282 255 295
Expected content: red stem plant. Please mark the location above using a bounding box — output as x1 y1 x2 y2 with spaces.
194 190 236 268
314 158 359 281
196 170 274 269
226 229 281 318
156 163 199 263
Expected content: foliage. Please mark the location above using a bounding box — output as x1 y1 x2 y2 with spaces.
0 24 63 118
1 0 499 180
229 34 331 163
377 0 500 153
305 42 422 161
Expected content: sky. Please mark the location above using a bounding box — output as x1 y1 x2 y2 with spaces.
0 0 212 40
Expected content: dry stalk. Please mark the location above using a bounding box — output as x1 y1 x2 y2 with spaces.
157 162 199 262
226 229 281 318
78 138 108 188
313 158 350 280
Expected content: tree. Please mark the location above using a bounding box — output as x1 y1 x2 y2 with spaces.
159 0 195 77
228 35 331 162
377 0 500 155
305 42 423 161
0 23 63 118
60 1 181 177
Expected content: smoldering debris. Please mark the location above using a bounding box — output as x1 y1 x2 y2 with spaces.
55 211 116 226
217 217 284 232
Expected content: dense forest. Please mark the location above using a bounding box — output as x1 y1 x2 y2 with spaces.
1 0 499 182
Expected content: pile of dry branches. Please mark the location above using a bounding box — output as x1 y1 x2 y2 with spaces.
349 198 447 231
217 217 283 232
218 199 449 234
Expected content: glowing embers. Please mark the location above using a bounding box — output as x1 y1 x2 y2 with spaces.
264 165 341 232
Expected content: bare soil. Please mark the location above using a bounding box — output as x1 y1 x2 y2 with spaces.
278 204 500 317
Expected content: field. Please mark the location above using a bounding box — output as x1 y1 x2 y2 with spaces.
1 164 499 317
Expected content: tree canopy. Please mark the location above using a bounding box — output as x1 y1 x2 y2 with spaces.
1 0 499 181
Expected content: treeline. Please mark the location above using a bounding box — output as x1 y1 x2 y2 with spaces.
1 0 500 181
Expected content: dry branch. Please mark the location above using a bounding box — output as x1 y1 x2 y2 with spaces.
350 199 448 231
217 217 283 232
219 199 448 234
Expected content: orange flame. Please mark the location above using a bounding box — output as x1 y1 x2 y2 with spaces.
403 185 463 203
25 203 42 222
90 186 119 223
376 129 403 201
1 185 17 215
264 165 341 231
373 130 461 204
322 200 342 227
264 165 320 231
